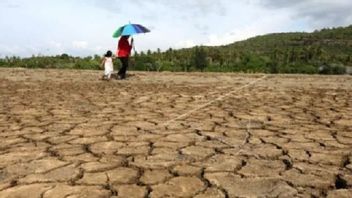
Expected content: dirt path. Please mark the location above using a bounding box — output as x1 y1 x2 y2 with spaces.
0 68 351 197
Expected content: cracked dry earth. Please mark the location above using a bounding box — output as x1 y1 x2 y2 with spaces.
0 68 351 198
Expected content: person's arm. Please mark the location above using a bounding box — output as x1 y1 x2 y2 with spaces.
100 58 105 69
129 38 133 52
117 40 122 55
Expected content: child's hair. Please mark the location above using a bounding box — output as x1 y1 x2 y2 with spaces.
105 50 112 57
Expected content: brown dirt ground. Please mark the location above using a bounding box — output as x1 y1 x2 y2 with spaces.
0 68 351 198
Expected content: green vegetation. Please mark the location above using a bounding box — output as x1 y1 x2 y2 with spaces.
0 54 101 70
1 25 351 74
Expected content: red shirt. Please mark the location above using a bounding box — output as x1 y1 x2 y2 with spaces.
117 37 132 57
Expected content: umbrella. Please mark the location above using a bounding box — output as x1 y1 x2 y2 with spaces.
113 23 150 38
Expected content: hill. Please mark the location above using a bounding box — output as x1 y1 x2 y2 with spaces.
140 25 352 74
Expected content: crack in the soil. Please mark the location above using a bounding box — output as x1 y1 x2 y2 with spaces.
144 185 152 198
82 144 102 159
335 175 348 189
282 157 293 170
104 172 118 197
40 185 55 198
69 168 84 185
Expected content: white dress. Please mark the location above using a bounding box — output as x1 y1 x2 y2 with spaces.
104 57 114 77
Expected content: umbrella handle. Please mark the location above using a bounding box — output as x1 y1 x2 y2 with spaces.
131 37 137 54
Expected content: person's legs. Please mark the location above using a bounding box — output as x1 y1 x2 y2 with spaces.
120 57 128 78
107 72 112 80
118 57 129 79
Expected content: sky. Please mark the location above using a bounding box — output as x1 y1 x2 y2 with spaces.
0 0 351 57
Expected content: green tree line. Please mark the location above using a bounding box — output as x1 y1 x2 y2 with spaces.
1 25 351 74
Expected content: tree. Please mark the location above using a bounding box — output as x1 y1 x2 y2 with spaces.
267 61 278 74
192 46 208 71
147 49 152 56
60 53 70 60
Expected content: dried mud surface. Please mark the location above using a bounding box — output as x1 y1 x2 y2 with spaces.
0 68 351 198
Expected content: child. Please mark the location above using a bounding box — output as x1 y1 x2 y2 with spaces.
100 50 114 81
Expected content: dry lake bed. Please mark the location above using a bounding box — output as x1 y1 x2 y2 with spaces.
0 68 351 197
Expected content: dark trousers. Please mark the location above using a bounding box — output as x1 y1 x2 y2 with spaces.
118 57 129 79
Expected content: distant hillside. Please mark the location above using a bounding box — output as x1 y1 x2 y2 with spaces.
142 25 352 74
222 25 352 58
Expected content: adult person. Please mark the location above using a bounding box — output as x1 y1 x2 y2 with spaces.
117 35 133 79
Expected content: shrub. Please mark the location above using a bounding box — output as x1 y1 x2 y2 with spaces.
319 64 346 75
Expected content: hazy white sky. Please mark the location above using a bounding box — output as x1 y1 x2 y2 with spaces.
0 0 351 57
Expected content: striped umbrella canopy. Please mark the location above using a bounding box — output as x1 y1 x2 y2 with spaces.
113 23 150 38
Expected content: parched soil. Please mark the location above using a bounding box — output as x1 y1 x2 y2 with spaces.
0 68 351 198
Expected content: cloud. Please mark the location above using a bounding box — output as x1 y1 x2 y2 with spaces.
72 41 88 49
49 41 62 49
6 4 20 8
0 44 39 57
259 0 307 8
132 0 227 16
87 0 228 19
0 44 16 55
0 0 21 9
204 11 293 46
1 1 352 57
88 0 121 12
176 40 196 48
260 0 352 28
